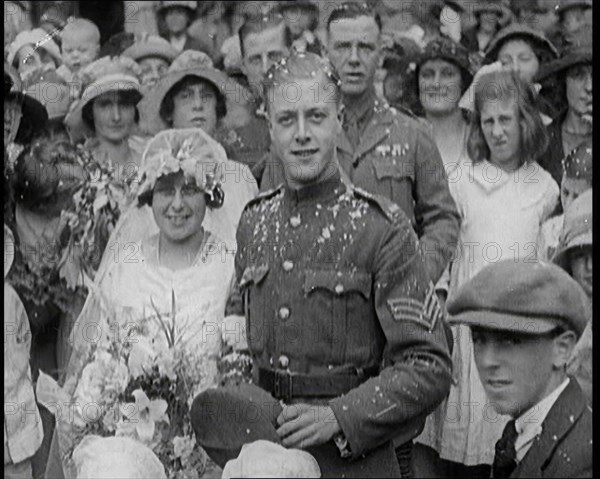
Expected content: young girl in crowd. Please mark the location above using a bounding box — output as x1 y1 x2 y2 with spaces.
416 70 559 478
539 141 592 260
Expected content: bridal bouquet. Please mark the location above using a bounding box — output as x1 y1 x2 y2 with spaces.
38 293 216 479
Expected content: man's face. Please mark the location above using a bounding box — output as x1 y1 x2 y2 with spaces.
61 31 99 73
241 24 289 95
566 64 593 120
282 5 315 38
472 327 574 417
327 15 381 97
569 246 592 298
267 73 341 189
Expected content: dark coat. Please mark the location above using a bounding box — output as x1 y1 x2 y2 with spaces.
511 378 592 478
234 172 453 477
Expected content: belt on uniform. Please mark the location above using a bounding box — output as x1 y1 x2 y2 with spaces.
258 365 380 402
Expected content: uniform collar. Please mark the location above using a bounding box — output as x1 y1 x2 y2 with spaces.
284 169 344 206
342 87 378 126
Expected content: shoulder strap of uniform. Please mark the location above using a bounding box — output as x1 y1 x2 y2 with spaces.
350 185 406 224
244 183 285 211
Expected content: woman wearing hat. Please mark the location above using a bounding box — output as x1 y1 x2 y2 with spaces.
122 34 178 89
417 70 559 477
275 0 323 55
43 128 240 478
6 28 62 83
537 26 592 187
461 0 512 56
553 189 593 404
414 36 473 171
64 55 147 202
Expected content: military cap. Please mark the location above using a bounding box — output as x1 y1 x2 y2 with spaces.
447 260 589 338
553 189 592 271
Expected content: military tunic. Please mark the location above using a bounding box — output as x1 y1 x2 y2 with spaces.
259 98 460 284
235 171 453 475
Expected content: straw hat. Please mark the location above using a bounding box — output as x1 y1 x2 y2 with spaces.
122 33 178 64
64 56 143 142
484 23 559 64
553 189 593 271
6 28 62 67
138 50 250 135
536 25 592 80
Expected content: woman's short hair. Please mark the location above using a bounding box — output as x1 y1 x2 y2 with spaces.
81 90 141 131
467 70 549 164
159 75 227 127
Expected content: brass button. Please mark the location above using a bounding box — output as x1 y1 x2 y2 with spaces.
278 307 290 320
278 355 289 368
335 284 344 294
282 260 294 271
290 215 301 227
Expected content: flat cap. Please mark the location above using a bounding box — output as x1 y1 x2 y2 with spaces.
447 260 589 338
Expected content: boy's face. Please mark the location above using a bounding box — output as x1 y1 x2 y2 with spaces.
472 326 575 418
62 31 99 73
569 246 592 298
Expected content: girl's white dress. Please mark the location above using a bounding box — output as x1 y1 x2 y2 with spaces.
417 158 559 465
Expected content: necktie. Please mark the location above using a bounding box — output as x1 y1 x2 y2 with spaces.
493 419 518 478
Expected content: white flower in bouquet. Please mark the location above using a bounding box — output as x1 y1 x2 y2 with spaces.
117 389 169 444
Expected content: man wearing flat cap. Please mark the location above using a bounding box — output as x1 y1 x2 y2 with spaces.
448 260 592 478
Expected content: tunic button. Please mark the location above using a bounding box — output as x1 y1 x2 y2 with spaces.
290 215 301 227
279 355 289 368
278 307 290 320
282 260 294 271
335 284 344 294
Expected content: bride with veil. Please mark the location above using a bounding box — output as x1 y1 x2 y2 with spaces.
39 128 244 478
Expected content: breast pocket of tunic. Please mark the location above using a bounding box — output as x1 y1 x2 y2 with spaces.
303 269 372 364
239 263 270 354
371 155 416 218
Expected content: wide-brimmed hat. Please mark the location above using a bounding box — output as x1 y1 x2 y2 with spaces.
536 25 592 80
553 188 593 271
23 68 72 120
484 23 559 64
156 0 197 15
555 0 592 17
416 36 473 83
138 50 249 135
6 28 62 68
447 260 589 338
429 0 464 19
64 56 143 142
382 34 422 69
122 33 178 64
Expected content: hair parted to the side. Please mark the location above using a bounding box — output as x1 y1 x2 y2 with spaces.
262 51 342 113
81 90 141 131
467 70 549 165
326 2 382 32
238 14 293 58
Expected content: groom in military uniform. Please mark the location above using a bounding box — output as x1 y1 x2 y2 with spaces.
191 51 452 478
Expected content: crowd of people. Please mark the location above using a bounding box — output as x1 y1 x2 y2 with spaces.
4 1 593 478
